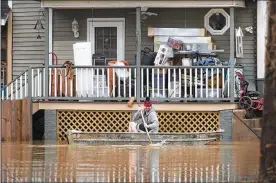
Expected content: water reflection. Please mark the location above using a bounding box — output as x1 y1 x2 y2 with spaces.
2 140 260 182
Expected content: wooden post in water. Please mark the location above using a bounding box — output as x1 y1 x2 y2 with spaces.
260 1 276 182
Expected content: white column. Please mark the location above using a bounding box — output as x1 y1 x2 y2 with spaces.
49 8 53 65
257 0 268 79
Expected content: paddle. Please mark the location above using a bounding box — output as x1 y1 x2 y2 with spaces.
139 108 153 144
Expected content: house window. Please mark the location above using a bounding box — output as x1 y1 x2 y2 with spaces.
204 9 230 35
95 27 117 61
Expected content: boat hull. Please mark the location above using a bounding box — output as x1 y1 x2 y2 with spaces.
67 130 224 146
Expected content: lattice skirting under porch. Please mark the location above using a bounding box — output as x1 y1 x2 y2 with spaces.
57 111 220 140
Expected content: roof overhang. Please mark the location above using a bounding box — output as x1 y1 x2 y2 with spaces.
41 0 246 9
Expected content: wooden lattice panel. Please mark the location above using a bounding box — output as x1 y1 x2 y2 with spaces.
157 111 220 133
57 111 131 140
57 110 219 140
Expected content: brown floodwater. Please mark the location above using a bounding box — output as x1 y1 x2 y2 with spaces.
2 140 260 182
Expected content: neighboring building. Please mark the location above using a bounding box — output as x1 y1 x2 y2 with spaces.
1 0 12 87
2 0 267 141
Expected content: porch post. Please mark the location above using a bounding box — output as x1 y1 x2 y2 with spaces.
230 7 235 102
44 8 49 100
136 7 141 102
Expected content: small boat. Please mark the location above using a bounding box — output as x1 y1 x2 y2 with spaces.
66 129 224 146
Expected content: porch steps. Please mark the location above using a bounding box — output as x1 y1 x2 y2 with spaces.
233 109 262 138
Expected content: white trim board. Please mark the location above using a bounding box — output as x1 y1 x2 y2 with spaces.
87 18 125 61
41 0 245 8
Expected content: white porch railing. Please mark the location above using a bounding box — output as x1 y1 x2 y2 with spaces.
1 65 236 102
1 70 29 100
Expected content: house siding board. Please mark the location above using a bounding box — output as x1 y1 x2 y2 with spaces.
12 0 45 79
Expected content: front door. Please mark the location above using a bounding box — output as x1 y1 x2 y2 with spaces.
87 18 125 63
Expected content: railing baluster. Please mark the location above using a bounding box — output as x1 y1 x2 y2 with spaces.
195 68 197 98
179 68 181 98
184 68 187 98
6 86 9 100
141 68 144 98
20 75 23 99
25 72 27 97
152 68 155 98
168 69 171 98
91 68 94 97
217 68 219 98
163 68 165 98
112 68 115 97
146 68 149 97
59 69 62 97
123 68 126 98
86 68 89 97
200 68 203 98
38 68 40 97
189 68 192 98
32 69 34 97
117 68 120 98
97 68 99 98
70 74 73 97
129 67 132 98
211 68 214 98
157 69 160 98
222 68 225 98
54 68 57 97
206 68 208 98
174 68 176 98
75 68 78 97
65 68 68 97
102 68 105 97
48 68 51 97
43 68 45 97
11 82 13 100
134 68 136 98
227 68 230 98
15 79 18 99
80 68 83 97
107 68 110 97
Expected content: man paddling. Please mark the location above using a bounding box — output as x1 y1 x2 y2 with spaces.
128 97 159 133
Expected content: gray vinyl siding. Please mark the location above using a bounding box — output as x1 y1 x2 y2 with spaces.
53 3 256 82
12 0 45 79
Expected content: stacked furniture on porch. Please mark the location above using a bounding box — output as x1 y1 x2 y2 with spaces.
148 27 225 99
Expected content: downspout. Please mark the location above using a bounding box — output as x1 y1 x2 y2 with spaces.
257 0 268 94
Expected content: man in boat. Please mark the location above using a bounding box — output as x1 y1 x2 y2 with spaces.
129 97 159 133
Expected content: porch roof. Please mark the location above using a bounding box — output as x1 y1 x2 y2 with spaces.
41 0 246 9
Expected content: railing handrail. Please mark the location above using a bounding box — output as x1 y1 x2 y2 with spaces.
30 65 239 69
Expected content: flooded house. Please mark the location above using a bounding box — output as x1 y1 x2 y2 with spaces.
0 0 266 142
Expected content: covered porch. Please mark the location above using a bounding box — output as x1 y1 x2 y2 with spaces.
3 0 252 104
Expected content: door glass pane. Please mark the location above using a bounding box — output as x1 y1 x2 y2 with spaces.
95 27 117 61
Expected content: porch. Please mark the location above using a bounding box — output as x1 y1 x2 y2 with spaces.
3 0 253 104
